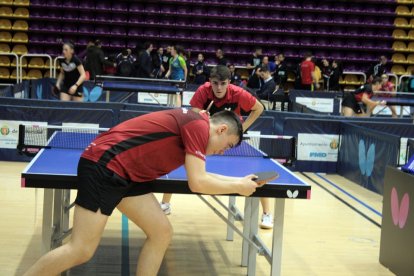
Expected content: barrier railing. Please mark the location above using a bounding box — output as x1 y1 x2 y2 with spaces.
0 52 19 84
20 54 53 83
53 56 64 78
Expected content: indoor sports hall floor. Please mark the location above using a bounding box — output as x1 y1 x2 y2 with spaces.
1 161 393 276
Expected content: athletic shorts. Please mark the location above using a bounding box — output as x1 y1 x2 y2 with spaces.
341 93 363 114
61 83 83 97
75 158 152 216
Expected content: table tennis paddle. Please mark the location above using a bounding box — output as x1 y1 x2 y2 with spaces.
252 171 279 186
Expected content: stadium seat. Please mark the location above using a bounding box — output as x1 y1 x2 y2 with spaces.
12 44 27 55
392 53 407 63
0 19 12 30
0 43 10 52
12 20 28 31
396 5 411 15
0 67 10 78
0 7 13 17
13 0 29 6
407 54 414 64
391 65 407 75
0 56 10 66
13 7 29 18
408 42 414 52
43 70 50 78
12 32 28 43
392 29 407 39
44 58 52 68
393 41 407 51
0 0 12 4
394 17 409 28
397 0 412 3
11 56 26 67
28 57 44 68
0 32 12 42
410 18 414 28
27 69 43 79
406 65 414 75
344 74 360 85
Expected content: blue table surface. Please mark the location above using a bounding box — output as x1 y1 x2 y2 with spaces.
102 81 181 93
373 97 414 105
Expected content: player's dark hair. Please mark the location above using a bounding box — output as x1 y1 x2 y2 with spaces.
278 53 285 58
210 65 231 81
122 49 129 56
174 45 185 56
63 41 75 50
259 64 270 73
143 41 152 50
211 110 243 146
304 51 312 59
372 77 382 85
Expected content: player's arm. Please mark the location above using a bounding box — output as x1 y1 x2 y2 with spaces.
75 64 86 86
56 68 64 89
242 99 264 132
361 93 385 115
185 154 257 196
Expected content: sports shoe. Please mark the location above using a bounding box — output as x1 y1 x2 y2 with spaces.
160 202 171 215
260 213 273 229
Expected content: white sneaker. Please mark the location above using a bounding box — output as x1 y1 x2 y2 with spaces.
260 213 273 229
160 202 171 215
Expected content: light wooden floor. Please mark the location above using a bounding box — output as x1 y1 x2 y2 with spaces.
0 161 394 276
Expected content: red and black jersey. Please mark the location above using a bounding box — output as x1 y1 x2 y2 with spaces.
81 109 209 183
352 84 374 102
190 82 256 116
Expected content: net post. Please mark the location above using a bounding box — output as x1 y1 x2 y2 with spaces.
17 124 26 153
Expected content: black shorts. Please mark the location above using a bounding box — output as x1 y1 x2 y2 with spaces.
61 83 83 97
342 93 363 114
75 158 152 216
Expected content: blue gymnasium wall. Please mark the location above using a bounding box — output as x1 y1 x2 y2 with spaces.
338 123 400 195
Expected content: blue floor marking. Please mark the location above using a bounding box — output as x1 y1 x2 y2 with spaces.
315 173 382 217
121 214 130 276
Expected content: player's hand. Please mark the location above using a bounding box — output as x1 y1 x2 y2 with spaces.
380 100 387 106
68 85 77 95
237 174 258 196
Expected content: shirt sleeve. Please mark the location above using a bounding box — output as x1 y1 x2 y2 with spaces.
310 62 315 72
190 86 208 110
181 119 209 161
237 87 257 111
178 56 187 69
73 56 82 66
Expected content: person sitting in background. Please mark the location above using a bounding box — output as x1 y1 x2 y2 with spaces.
256 65 276 103
407 69 414 93
367 55 388 83
116 49 134 77
379 74 398 118
103 55 117 76
262 56 275 74
84 40 115 80
56 42 86 102
136 42 154 78
321 59 332 91
193 53 209 85
274 53 288 91
152 47 165 78
229 64 242 86
341 77 385 117
300 52 319 91
329 60 343 91
165 45 187 81
216 49 228 66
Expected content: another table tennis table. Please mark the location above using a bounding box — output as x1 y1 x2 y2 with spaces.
95 75 185 104
21 131 311 276
372 95 414 117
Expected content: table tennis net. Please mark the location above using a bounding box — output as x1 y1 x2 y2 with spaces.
17 124 296 159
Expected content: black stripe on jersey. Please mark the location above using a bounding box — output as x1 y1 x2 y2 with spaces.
98 132 177 166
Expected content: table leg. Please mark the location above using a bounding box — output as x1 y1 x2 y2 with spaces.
241 197 252 267
62 189 70 232
226 196 236 241
52 189 64 249
247 198 260 276
41 189 54 254
271 198 285 276
105 90 110 103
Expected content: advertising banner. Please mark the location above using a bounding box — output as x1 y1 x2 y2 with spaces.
297 133 339 162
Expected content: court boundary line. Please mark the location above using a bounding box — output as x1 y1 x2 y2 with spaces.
315 173 382 218
300 173 381 228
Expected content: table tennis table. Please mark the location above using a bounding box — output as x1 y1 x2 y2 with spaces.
372 95 414 117
21 131 311 276
95 75 185 104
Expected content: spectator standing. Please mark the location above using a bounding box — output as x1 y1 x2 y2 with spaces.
367 55 388 83
329 60 343 91
321 59 332 91
216 49 228 66
162 45 172 74
116 49 134 77
262 56 275 73
380 74 398 117
165 45 187 81
256 65 276 102
116 48 135 64
193 53 210 84
274 53 288 91
135 42 154 78
246 47 263 90
300 52 318 90
229 64 242 86
407 69 414 93
84 40 114 80
152 47 165 78
78 40 95 60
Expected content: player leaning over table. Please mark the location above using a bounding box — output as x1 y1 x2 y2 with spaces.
24 109 266 276
160 65 275 229
341 77 386 117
